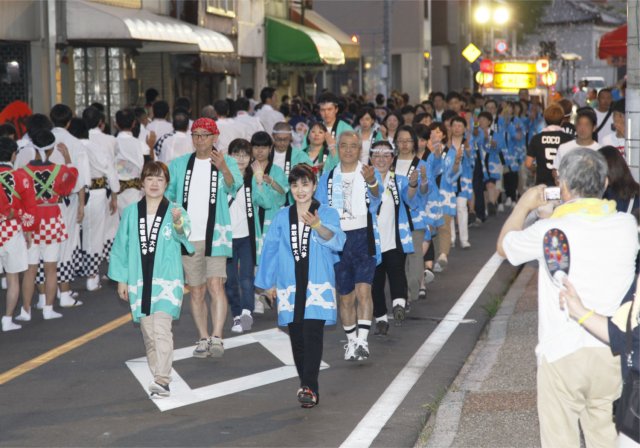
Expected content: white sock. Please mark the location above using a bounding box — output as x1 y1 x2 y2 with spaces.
357 320 372 341
376 314 388 323
392 298 406 308
344 324 357 343
37 294 46 309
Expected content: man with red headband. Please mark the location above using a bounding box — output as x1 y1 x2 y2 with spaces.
166 117 242 358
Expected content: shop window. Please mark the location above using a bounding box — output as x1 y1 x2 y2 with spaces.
0 43 29 111
73 47 126 121
206 0 236 17
170 0 198 25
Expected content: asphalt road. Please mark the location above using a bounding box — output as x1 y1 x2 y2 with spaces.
0 213 517 447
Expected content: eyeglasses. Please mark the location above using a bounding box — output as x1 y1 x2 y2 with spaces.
192 133 213 140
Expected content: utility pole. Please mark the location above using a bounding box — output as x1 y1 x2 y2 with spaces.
383 0 392 96
628 0 639 180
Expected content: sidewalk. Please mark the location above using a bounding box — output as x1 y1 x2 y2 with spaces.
419 264 541 448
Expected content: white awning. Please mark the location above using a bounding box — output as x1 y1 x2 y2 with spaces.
65 0 234 54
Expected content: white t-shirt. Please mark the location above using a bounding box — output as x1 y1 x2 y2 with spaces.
339 172 369 231
553 140 601 171
378 173 397 252
272 150 287 171
395 158 413 177
187 158 213 242
229 186 250 239
601 133 626 159
146 214 156 237
502 211 639 365
594 109 614 142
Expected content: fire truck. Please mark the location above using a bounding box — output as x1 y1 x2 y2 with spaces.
476 59 555 106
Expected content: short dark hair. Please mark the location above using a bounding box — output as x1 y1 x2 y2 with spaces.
0 123 16 138
0 137 18 162
90 102 105 112
375 94 385 106
116 109 136 130
597 88 612 98
68 117 89 140
145 88 159 105
50 104 73 128
141 160 170 184
383 111 404 127
32 129 55 148
576 107 597 127
432 91 445 101
260 87 276 103
251 131 273 147
446 91 462 103
484 99 498 109
288 164 316 186
451 116 468 128
214 100 229 117
26 114 53 140
318 92 339 106
428 122 448 143
134 107 147 120
413 112 432 124
245 88 254 99
413 123 430 140
441 110 457 123
236 97 250 112
400 105 416 115
174 96 191 112
152 100 170 120
478 111 493 124
612 98 625 114
356 107 377 124
82 106 103 130
228 138 252 155
172 108 190 132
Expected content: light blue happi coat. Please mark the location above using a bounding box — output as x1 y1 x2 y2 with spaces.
255 204 346 326
108 200 195 323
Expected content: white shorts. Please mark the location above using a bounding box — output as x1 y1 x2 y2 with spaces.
0 233 28 273
28 241 60 265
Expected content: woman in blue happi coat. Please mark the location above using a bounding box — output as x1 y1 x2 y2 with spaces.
255 164 346 409
474 111 505 216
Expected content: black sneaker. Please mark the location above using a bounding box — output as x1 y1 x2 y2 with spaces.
149 381 170 398
374 320 389 336
297 386 318 408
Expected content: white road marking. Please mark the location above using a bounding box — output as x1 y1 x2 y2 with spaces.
340 253 504 448
126 328 329 412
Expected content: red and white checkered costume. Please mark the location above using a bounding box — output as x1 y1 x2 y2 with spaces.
0 164 38 247
23 161 78 246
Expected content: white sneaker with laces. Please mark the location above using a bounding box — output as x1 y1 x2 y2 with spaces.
355 339 370 360
231 317 243 333
344 340 357 361
240 309 253 331
2 316 21 332
254 297 265 314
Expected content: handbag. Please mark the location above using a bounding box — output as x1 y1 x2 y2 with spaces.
614 296 640 442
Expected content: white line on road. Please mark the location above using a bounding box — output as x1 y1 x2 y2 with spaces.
340 253 504 448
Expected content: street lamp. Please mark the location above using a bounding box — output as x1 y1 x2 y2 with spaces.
474 5 491 25
473 4 511 57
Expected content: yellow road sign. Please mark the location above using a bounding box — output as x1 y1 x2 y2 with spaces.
462 43 482 63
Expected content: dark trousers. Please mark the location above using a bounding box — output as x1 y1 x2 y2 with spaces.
225 237 255 317
472 161 486 220
503 171 518 202
288 319 325 395
423 237 435 262
372 248 408 319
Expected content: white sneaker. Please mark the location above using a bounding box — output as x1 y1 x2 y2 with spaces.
36 294 46 310
1 277 6 290
43 305 62 320
344 340 357 361
433 262 443 273
231 317 243 333
240 310 253 331
59 292 83 308
254 298 265 315
86 275 101 291
15 307 31 322
461 241 471 249
497 204 505 213
354 339 370 360
2 316 21 332
505 197 513 207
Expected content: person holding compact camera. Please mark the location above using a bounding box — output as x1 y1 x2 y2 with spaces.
497 148 639 448
165 117 243 359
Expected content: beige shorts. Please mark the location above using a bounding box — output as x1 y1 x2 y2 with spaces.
182 240 227 286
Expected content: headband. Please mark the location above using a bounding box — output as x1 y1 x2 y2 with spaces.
33 142 55 162
191 117 220 135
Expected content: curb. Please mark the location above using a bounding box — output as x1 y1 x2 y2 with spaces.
417 263 537 448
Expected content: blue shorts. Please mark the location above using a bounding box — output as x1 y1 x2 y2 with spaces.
334 228 377 295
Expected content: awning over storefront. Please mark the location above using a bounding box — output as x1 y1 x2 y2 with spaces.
598 24 627 59
65 0 234 54
289 6 360 59
266 17 345 66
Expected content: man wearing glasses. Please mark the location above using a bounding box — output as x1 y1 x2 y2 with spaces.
166 118 242 359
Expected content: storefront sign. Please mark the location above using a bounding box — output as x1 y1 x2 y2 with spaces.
493 62 536 74
493 73 537 89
